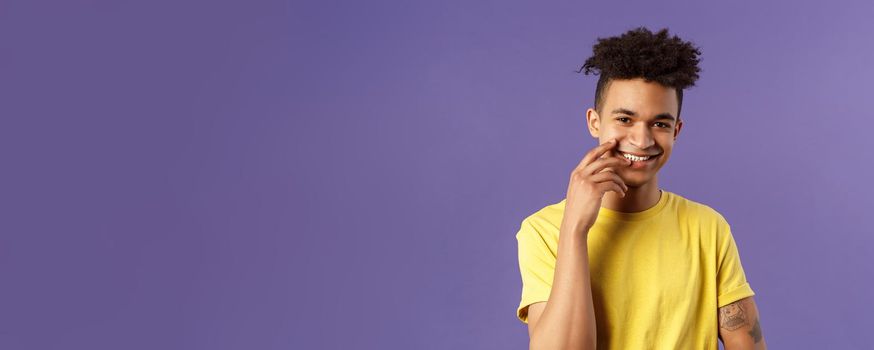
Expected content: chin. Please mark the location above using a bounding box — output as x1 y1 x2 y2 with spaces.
623 179 651 189
617 171 656 188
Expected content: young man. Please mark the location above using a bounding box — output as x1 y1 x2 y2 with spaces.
515 27 767 349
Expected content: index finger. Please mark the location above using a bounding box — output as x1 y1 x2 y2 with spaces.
575 138 618 170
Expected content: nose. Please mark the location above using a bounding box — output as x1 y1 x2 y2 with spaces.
626 122 655 150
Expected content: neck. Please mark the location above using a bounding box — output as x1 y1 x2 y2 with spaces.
601 175 661 213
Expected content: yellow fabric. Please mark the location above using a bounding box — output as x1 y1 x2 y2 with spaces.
515 189 755 349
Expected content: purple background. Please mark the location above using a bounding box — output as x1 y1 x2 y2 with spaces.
2 0 872 349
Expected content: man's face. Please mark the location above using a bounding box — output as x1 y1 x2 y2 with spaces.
586 78 683 188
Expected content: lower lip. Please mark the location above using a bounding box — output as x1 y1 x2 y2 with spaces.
624 154 660 169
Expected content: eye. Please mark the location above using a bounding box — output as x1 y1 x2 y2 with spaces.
654 122 670 128
616 117 631 123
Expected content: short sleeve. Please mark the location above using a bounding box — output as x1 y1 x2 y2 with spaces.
715 219 756 308
515 218 556 324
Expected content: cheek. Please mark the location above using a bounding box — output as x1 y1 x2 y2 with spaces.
600 131 626 144
598 125 622 136
657 140 674 156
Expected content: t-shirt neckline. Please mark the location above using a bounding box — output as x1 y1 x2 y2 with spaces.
595 189 669 222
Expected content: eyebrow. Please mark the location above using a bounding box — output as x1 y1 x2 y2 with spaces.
611 108 675 121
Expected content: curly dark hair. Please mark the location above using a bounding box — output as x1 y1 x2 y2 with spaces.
576 27 702 119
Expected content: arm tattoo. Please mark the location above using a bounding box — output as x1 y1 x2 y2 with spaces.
748 318 763 343
718 300 748 331
719 299 764 344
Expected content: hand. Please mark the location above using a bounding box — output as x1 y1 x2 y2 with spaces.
563 138 631 233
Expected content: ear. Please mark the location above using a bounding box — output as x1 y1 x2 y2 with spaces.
586 108 601 138
673 118 683 141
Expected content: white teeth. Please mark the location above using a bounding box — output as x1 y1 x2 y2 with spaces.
622 153 653 162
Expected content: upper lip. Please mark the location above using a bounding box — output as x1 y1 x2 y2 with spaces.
619 151 661 157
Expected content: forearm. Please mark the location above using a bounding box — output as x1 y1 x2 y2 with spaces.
529 219 597 350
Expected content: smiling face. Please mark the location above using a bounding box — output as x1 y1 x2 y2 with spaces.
586 78 684 188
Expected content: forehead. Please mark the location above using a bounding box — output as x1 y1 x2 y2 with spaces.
602 78 679 117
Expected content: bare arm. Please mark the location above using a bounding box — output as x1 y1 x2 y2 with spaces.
718 296 767 350
526 221 597 350
526 139 630 350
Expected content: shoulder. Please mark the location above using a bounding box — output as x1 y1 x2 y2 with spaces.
665 190 730 228
516 198 566 240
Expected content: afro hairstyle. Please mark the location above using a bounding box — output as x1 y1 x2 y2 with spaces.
577 27 702 120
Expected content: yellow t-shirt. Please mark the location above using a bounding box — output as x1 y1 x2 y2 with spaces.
515 189 755 349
